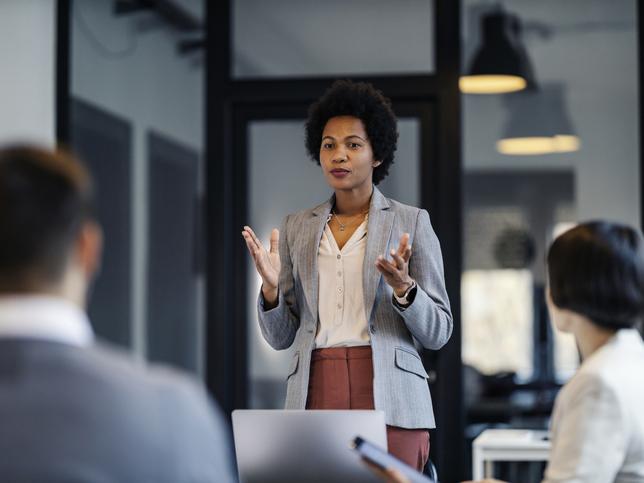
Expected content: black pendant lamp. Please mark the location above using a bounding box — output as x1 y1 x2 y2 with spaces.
460 9 537 94
497 83 580 155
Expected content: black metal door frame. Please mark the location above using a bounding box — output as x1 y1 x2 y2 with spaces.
226 98 438 402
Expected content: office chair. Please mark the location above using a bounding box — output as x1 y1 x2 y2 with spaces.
425 458 438 482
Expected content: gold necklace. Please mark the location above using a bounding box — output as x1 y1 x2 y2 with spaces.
332 209 369 231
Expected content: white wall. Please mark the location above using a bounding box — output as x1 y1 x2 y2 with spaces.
0 0 55 146
71 0 204 367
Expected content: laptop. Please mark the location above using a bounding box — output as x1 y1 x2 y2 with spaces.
232 409 387 483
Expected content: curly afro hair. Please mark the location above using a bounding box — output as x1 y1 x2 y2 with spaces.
305 80 398 185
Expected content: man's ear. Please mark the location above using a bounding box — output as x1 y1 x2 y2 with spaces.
373 160 382 167
76 221 103 280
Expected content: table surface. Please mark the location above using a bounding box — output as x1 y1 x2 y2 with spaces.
473 429 551 450
472 429 552 479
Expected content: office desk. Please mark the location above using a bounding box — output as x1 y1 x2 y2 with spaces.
472 429 551 479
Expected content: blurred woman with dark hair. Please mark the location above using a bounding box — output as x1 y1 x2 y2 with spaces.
374 221 644 483
538 221 644 482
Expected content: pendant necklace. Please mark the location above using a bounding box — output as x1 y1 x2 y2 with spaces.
332 209 368 231
333 211 347 231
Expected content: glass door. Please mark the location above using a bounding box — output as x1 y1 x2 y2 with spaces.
244 114 423 408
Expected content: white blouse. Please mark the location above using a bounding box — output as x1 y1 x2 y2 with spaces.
315 216 370 348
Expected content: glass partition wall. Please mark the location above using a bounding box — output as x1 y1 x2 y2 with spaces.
232 0 435 78
246 118 421 408
66 0 206 374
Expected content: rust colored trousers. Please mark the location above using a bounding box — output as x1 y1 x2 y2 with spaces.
305 346 430 471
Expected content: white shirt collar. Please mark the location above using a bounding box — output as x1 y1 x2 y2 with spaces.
0 295 94 346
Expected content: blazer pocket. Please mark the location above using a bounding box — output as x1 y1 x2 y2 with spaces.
286 352 300 380
394 347 429 379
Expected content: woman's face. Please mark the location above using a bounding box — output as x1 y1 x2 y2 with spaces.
319 116 381 192
546 286 572 333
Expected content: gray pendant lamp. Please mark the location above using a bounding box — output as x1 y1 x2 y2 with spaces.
460 8 537 94
497 83 580 155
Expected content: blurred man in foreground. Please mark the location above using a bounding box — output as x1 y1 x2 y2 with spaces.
0 145 236 482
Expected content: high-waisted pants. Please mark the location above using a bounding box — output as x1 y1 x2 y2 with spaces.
305 346 430 471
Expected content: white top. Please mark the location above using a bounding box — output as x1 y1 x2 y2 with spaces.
543 329 644 483
0 295 94 346
315 216 370 348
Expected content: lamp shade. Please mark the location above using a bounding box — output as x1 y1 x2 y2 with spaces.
497 83 581 155
460 10 537 94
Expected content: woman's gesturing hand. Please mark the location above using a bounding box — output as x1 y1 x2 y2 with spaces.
242 226 280 304
375 232 414 297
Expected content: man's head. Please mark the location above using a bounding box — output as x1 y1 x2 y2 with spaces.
0 145 101 305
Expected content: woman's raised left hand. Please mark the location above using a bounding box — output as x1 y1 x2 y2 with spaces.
376 232 414 297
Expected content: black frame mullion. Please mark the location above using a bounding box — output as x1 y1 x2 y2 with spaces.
639 0 644 343
222 76 444 103
56 0 71 146
640 0 644 232
431 0 464 478
206 0 235 411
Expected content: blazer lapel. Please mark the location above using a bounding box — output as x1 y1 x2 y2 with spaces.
299 197 332 323
363 187 394 324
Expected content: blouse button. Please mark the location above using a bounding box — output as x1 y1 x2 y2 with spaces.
337 254 341 260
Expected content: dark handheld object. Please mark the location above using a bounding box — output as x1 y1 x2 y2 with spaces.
352 436 436 483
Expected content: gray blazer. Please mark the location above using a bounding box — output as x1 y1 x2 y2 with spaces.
257 187 452 429
0 339 236 483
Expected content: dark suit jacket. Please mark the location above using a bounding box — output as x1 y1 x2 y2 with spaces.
0 338 236 483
